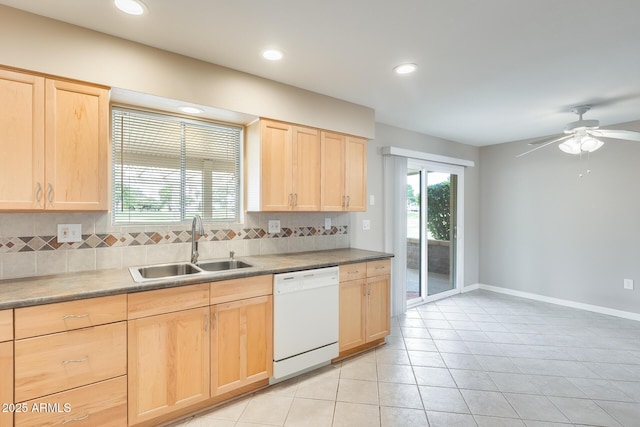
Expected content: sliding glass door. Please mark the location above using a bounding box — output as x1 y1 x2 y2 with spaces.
406 160 463 305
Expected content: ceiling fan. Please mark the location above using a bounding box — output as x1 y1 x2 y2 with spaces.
516 105 640 158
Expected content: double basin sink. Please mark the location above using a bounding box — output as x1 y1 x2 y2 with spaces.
130 260 253 283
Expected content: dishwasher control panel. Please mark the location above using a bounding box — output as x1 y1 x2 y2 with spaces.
273 266 339 294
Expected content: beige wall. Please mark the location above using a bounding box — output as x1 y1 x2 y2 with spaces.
0 5 374 138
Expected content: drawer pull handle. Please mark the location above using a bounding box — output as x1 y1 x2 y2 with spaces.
349 270 360 274
62 414 89 424
375 266 385 270
62 313 89 320
62 356 88 365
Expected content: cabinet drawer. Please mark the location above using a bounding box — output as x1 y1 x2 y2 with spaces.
0 309 12 342
15 294 126 339
339 262 366 282
15 376 127 427
128 283 209 319
14 322 126 402
210 275 273 305
367 259 391 277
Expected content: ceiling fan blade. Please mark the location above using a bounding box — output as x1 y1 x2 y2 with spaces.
516 135 572 158
527 134 562 146
588 129 640 142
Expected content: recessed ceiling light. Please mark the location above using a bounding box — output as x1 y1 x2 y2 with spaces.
179 106 203 114
262 49 284 61
114 0 147 15
394 63 418 75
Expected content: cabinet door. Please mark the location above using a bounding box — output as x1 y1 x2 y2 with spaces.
45 79 108 210
338 279 366 352
365 275 391 342
128 307 210 425
211 295 273 396
320 131 346 211
261 120 293 211
292 126 321 211
0 69 44 210
0 341 12 427
345 136 367 212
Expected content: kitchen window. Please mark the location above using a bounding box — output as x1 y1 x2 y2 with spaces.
112 107 242 224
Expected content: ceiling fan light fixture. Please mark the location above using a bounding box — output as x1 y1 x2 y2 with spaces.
580 136 604 152
558 138 581 155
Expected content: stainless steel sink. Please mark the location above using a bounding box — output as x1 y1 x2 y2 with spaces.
130 262 203 282
129 259 254 282
197 260 252 272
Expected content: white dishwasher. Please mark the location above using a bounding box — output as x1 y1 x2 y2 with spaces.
272 266 339 381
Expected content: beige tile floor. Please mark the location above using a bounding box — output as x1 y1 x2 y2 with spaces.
171 290 640 426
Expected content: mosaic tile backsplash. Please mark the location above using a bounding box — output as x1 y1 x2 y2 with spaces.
0 212 350 280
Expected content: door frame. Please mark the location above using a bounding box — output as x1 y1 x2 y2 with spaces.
407 159 465 306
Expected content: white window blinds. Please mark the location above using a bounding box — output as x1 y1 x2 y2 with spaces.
112 107 241 224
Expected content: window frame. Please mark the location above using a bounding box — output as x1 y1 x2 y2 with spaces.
110 105 244 225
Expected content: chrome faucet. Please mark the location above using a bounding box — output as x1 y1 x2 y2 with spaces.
229 250 236 267
191 214 205 264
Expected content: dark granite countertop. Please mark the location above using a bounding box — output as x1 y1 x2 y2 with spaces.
0 248 393 310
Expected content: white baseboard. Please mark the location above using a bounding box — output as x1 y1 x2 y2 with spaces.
474 283 640 322
462 283 480 293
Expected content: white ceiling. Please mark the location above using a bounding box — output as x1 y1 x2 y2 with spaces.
3 0 640 146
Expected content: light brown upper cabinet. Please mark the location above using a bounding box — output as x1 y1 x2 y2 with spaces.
246 119 321 211
321 132 367 211
246 119 367 212
0 68 109 211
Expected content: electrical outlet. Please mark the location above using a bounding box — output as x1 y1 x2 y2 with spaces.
57 224 82 243
362 219 371 230
624 278 634 290
324 218 332 230
268 220 281 233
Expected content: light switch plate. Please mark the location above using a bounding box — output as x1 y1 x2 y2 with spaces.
624 278 634 290
57 224 82 243
268 220 281 233
324 218 332 230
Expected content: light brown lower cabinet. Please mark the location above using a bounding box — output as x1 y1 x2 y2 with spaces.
211 295 273 396
14 376 127 427
338 259 391 355
127 306 210 425
0 341 13 427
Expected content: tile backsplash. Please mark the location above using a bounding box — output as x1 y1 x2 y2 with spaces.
0 212 350 280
